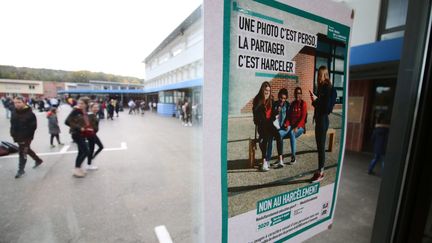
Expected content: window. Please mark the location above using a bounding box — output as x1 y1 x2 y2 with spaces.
158 53 169 64
172 43 184 57
378 0 408 40
314 34 346 104
187 31 202 48
159 90 174 104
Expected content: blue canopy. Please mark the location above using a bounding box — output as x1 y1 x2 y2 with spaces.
350 37 403 66
58 78 203 94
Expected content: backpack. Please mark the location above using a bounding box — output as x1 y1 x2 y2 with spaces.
328 86 337 114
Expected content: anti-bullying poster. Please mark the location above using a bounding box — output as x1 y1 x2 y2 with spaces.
204 0 353 242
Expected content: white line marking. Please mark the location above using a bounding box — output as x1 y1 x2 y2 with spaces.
60 145 70 153
0 142 127 160
154 225 173 243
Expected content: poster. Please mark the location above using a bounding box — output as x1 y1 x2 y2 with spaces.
203 0 353 242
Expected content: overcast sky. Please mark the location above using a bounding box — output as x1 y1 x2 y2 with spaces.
0 0 202 79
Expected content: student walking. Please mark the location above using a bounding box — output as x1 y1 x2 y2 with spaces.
128 99 136 114
368 115 389 175
114 99 120 117
65 97 94 178
2 97 14 119
183 100 192 126
86 103 104 171
253 81 283 172
47 107 64 148
10 96 43 179
309 66 336 182
266 88 290 168
107 100 115 120
140 100 146 115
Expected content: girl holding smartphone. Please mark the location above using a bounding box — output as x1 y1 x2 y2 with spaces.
310 66 333 182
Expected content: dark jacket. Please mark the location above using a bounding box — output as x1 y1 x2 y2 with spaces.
3 98 14 111
253 100 277 129
372 124 389 155
65 108 87 135
47 112 61 135
88 113 99 133
312 83 332 119
10 106 37 142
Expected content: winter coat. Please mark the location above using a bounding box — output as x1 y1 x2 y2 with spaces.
372 124 389 155
312 83 332 119
47 112 61 135
65 108 87 135
88 113 99 133
253 100 277 129
10 106 37 142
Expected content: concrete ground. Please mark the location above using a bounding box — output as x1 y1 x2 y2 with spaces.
305 151 382 243
0 105 203 243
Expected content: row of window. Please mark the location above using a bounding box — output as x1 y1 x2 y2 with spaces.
148 31 203 69
145 62 202 89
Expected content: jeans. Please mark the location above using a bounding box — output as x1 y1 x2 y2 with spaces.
17 140 42 172
267 126 305 160
368 154 384 173
6 109 11 119
87 135 104 165
72 134 89 168
259 124 282 161
315 115 329 171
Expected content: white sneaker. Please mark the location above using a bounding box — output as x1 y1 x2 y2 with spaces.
261 160 270 172
87 165 98 170
188 123 192 126
277 160 285 168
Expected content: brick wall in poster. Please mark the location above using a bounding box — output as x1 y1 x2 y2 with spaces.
240 47 315 113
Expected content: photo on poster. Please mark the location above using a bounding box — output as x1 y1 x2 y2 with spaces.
221 0 351 242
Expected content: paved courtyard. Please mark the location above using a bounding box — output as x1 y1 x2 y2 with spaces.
0 105 203 243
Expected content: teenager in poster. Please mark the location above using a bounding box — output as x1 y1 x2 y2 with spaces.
266 88 290 168
284 87 307 165
310 66 334 182
252 82 284 171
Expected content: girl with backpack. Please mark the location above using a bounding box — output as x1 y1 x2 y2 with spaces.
309 66 334 182
47 107 64 148
252 81 283 172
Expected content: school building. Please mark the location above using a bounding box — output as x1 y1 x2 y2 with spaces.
0 78 65 98
143 5 203 116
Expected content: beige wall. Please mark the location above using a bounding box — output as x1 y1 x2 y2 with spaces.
0 79 44 95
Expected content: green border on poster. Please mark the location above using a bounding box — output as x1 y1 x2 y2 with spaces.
221 1 231 243
221 0 351 242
